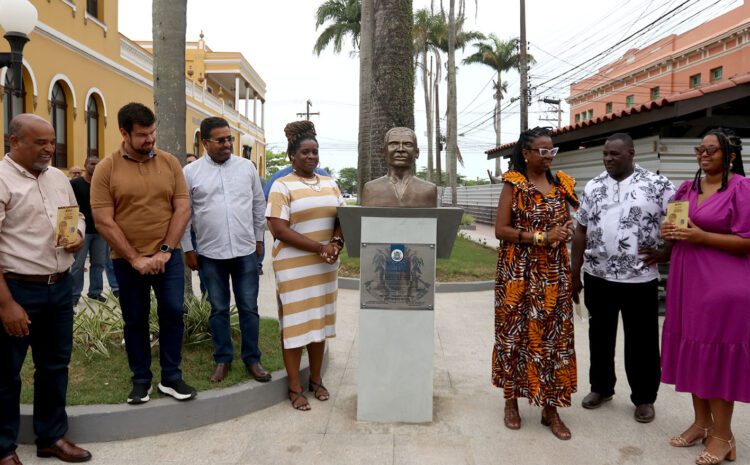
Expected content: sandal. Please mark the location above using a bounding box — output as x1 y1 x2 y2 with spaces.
308 380 330 401
504 400 521 430
696 435 736 465
288 388 310 411
541 408 572 441
670 423 712 447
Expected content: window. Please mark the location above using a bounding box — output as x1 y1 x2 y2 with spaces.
650 87 660 100
690 73 701 89
86 0 99 19
575 113 581 123
3 69 26 155
86 96 100 158
710 66 723 82
50 82 68 169
626 95 635 108
605 102 613 113
587 109 594 120
193 131 201 155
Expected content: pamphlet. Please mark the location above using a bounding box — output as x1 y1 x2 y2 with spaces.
667 200 689 228
56 206 79 247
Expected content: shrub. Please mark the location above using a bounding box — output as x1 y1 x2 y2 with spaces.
461 213 475 225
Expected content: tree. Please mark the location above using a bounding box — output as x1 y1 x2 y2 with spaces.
463 35 532 176
265 149 289 176
358 0 374 197
152 0 187 165
337 167 358 193
313 0 362 55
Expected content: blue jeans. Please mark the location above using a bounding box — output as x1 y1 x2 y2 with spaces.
113 253 185 385
0 274 74 457
199 254 261 365
71 233 118 300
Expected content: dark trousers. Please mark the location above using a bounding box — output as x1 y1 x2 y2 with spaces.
584 273 661 405
113 253 185 385
199 254 261 365
0 275 74 457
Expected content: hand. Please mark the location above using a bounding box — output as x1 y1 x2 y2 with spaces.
571 273 583 305
63 232 85 254
639 246 669 266
660 221 677 241
184 251 199 271
547 220 574 247
670 219 706 244
130 256 157 275
0 299 31 337
151 251 171 274
319 243 339 264
256 242 263 258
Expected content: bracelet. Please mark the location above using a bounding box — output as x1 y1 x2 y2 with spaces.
533 231 543 246
331 235 344 248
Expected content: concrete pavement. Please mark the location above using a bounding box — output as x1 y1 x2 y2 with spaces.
21 231 748 465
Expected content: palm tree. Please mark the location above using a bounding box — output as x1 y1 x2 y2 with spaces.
313 0 362 56
357 0 373 197
463 35 531 176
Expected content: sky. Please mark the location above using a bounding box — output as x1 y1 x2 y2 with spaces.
118 0 740 180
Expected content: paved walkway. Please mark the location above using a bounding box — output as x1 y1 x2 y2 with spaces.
23 232 747 465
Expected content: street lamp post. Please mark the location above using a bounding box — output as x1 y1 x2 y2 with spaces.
0 0 38 119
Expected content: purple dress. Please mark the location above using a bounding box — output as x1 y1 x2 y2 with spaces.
661 175 750 402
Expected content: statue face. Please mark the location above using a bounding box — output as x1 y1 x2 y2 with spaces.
384 129 419 168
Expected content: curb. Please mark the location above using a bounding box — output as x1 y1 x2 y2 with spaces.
19 349 328 444
338 277 493 292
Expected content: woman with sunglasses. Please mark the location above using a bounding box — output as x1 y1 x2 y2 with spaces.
493 127 578 440
661 129 750 465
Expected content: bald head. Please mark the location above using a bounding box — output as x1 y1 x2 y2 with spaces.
9 114 54 139
8 113 56 176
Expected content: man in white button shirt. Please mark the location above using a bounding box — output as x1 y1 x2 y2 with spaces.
181 117 270 383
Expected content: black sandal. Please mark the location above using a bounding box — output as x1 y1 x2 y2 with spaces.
288 388 310 411
308 380 330 401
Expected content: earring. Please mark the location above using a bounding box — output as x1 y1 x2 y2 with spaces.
730 162 734 169
524 159 528 162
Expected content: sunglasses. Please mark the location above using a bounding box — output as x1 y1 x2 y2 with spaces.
528 147 559 157
694 145 720 156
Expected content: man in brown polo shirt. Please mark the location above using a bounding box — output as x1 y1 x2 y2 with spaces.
0 114 91 464
91 103 195 405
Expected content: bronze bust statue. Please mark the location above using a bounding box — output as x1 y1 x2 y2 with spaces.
361 127 438 208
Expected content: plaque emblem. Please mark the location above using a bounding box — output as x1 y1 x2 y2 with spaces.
391 249 404 262
360 243 434 310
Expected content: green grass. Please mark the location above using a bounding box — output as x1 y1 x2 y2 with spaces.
339 234 497 281
20 318 282 405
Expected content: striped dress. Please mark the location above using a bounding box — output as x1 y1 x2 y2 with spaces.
266 174 345 349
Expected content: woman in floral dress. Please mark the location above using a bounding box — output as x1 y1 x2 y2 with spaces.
493 127 578 440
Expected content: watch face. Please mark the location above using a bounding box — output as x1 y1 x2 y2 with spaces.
160 245 171 253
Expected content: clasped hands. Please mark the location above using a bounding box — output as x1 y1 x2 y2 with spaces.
319 242 341 264
130 252 172 275
660 219 705 244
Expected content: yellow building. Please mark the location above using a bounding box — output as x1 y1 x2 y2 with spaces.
0 0 267 174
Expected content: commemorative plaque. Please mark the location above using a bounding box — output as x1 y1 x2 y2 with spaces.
360 242 435 310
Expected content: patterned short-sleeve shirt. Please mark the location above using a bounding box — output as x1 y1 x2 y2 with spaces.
577 165 675 282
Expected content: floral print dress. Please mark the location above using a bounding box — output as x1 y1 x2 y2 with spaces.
492 170 578 407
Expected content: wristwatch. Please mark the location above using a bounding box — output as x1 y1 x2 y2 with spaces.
159 244 174 254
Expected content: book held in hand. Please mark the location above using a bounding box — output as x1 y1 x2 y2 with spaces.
666 200 689 228
56 206 79 247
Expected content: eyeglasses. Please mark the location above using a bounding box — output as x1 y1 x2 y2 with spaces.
528 147 559 157
204 136 235 145
694 145 720 155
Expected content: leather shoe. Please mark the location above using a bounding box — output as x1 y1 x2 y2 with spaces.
37 437 92 462
246 363 272 382
634 403 655 423
581 392 613 409
209 362 231 383
0 452 22 465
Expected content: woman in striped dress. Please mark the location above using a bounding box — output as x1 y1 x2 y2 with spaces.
266 121 345 411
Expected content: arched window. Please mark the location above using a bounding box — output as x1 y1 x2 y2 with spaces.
193 131 201 155
87 96 99 158
50 82 68 168
3 69 26 154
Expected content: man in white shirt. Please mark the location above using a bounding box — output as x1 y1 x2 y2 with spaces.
571 133 675 424
181 117 270 383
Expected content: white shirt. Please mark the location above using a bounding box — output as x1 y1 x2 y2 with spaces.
180 155 266 260
577 165 675 283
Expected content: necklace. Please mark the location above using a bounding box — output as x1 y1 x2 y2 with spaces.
294 171 321 191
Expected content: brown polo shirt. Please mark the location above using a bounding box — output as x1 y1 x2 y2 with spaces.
90 145 188 258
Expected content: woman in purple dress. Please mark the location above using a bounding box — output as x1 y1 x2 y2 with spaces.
661 129 750 465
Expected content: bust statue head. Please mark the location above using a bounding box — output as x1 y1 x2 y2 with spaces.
383 127 419 176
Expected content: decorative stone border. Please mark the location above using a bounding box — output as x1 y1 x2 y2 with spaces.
19 350 328 444
338 277 493 292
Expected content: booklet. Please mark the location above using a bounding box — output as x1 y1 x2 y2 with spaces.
666 200 689 228
55 206 79 247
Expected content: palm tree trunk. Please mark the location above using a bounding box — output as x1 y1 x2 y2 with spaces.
357 0 374 198
493 73 502 177
369 0 415 179
423 49 434 182
434 77 442 187
446 0 458 206
153 0 189 294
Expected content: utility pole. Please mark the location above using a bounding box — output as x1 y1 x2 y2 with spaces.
539 97 563 129
519 0 529 131
296 99 320 120
435 78 442 187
